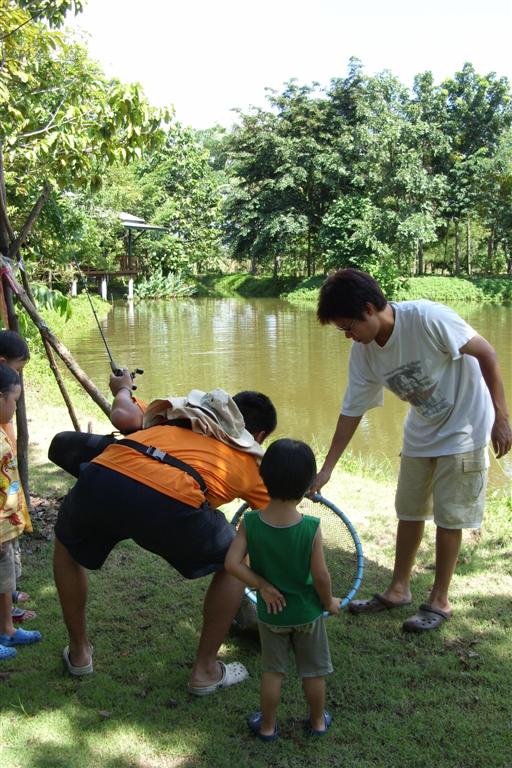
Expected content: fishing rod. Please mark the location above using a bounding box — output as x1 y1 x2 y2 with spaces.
73 261 143 387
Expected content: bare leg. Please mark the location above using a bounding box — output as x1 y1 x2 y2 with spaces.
259 672 283 735
302 676 326 731
0 592 14 636
53 538 91 666
189 568 245 688
381 520 425 603
427 526 462 614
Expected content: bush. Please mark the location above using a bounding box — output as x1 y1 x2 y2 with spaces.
134 269 198 299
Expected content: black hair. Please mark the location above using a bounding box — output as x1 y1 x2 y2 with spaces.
260 438 316 501
0 363 21 395
317 268 387 324
233 391 277 436
0 330 30 361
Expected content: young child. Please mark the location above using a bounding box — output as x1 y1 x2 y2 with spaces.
0 363 41 660
0 331 34 623
225 438 339 741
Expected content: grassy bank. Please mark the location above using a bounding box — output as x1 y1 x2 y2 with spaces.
196 273 512 305
2 291 510 767
1 414 511 767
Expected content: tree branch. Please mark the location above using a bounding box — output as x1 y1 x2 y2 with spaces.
8 182 51 259
0 258 111 417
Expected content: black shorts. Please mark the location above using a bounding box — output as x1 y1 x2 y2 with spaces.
54 463 235 579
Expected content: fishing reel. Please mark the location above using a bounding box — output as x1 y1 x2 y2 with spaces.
111 364 144 390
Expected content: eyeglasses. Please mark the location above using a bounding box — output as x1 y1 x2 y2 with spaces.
333 319 356 334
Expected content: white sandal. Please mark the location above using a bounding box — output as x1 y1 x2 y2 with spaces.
188 661 249 696
63 645 94 676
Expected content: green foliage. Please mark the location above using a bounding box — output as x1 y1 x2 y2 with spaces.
133 126 225 274
219 60 512 281
0 0 170 276
134 268 198 299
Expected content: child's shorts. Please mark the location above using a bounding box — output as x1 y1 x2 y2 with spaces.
258 616 333 678
13 538 22 580
0 539 16 593
395 448 489 529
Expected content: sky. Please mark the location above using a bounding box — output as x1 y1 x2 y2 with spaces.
68 0 512 129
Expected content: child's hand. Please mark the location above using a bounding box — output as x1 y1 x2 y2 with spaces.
260 584 286 615
325 597 341 616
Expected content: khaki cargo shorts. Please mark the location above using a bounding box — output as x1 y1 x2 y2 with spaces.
395 447 489 529
258 616 333 678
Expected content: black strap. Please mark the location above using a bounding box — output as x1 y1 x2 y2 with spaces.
117 438 208 495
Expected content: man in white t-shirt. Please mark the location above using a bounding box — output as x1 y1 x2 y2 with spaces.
313 268 511 632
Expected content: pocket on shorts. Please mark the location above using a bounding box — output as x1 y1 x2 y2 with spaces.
460 457 486 502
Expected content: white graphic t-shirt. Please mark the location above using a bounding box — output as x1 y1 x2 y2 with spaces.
341 300 493 456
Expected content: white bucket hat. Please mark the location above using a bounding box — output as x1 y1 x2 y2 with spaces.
186 388 254 447
143 387 259 453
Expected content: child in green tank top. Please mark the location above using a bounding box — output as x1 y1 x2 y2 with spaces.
225 438 339 742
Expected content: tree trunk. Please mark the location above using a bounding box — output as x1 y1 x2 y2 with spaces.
466 213 472 275
417 242 424 276
504 242 512 275
487 223 496 268
453 219 461 275
1 276 31 508
306 229 312 277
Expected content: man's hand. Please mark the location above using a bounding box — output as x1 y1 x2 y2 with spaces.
260 584 286 615
310 467 332 495
109 368 133 397
491 414 512 458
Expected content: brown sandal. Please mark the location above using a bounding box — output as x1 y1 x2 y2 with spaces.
349 593 412 614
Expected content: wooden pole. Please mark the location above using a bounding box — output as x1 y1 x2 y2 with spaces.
1 258 111 417
19 268 81 432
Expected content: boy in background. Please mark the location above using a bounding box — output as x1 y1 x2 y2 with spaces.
225 438 339 741
0 331 34 623
0 363 41 660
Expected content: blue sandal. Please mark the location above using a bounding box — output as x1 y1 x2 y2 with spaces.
0 628 42 646
247 712 279 742
0 644 17 660
305 710 332 736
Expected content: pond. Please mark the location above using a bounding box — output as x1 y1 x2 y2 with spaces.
64 298 512 489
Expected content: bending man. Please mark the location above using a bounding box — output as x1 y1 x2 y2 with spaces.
53 371 276 692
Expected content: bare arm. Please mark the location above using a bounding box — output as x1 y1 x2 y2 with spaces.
224 523 286 614
310 527 340 615
311 413 362 493
109 369 144 434
460 335 512 458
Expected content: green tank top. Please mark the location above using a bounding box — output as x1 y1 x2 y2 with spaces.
244 510 323 626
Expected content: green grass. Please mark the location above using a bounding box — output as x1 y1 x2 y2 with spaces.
3 288 511 766
197 273 511 306
1 451 511 767
392 276 512 305
282 274 512 307
197 273 305 298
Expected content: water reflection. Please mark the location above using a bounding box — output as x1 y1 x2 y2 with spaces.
63 298 511 489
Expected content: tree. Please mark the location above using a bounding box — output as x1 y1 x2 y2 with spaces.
0 0 169 501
